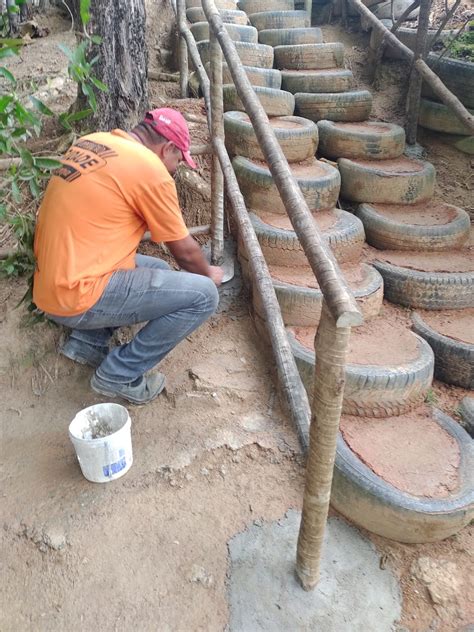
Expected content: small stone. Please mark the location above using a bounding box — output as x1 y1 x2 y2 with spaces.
411 557 460 606
188 564 214 588
201 468 210 477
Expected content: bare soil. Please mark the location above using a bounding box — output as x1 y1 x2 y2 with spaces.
0 6 473 632
340 406 460 498
293 315 420 364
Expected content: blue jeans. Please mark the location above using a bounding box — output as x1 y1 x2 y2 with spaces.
48 254 219 383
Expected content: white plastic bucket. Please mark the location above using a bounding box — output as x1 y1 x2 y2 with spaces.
69 403 133 483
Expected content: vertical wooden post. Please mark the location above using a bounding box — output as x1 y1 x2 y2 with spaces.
341 0 348 28
305 0 312 24
405 0 432 144
296 301 351 590
209 28 225 265
177 0 189 98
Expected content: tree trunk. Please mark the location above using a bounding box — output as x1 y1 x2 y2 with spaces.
76 0 148 131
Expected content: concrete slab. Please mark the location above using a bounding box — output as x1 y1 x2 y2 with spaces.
227 510 402 632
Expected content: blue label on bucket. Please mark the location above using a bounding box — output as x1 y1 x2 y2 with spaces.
103 449 127 478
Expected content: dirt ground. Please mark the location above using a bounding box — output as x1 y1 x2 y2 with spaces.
1 5 473 632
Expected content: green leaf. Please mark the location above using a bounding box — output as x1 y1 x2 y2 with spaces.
11 180 21 203
90 35 102 45
0 37 24 47
0 47 17 61
29 96 54 116
57 43 75 63
58 112 72 131
19 147 34 168
34 157 62 169
65 108 93 123
29 178 41 198
90 76 108 92
82 82 97 111
80 0 92 26
0 95 13 112
0 67 15 84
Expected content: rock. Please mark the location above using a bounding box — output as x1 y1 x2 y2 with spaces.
188 564 214 588
43 525 67 551
411 557 460 606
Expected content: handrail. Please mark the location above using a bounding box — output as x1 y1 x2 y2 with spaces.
172 0 311 447
348 0 474 133
202 0 363 329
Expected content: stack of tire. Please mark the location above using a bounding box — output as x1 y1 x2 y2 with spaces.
185 0 474 543
366 16 474 156
418 53 474 156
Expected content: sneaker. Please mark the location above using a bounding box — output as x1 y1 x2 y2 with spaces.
61 339 108 368
90 372 166 405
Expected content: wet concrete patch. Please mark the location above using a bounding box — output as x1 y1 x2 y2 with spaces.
227 509 402 632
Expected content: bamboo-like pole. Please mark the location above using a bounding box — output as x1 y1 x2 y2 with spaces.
209 29 225 265
406 0 432 144
174 3 311 447
177 0 189 97
296 301 351 590
305 0 312 23
213 137 311 448
202 0 362 328
373 0 420 84
348 0 474 133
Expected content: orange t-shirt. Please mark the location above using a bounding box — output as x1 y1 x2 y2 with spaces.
33 130 189 316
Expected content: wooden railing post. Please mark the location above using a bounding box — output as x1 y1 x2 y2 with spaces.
406 0 432 144
209 29 225 265
177 0 189 98
296 301 351 590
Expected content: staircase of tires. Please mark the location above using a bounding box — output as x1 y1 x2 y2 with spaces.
185 0 474 543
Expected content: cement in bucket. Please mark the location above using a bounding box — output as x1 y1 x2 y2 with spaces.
69 403 133 483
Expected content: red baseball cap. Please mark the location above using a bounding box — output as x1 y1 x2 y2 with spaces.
143 108 197 169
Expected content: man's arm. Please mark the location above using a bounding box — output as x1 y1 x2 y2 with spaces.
166 235 224 286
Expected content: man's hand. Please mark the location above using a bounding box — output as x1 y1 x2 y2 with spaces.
166 235 224 286
209 265 224 287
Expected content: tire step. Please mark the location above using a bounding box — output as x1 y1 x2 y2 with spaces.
186 7 248 22
419 98 474 136
318 120 406 161
258 27 323 46
190 21 258 44
332 406 474 543
245 208 365 265
355 201 471 251
248 9 310 30
370 249 474 309
223 84 295 116
224 112 318 162
339 156 435 204
274 43 345 70
186 0 236 8
242 257 383 326
221 63 282 88
412 310 474 389
238 0 294 13
233 155 340 214
288 315 435 417
294 90 373 122
197 40 274 69
282 68 354 94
